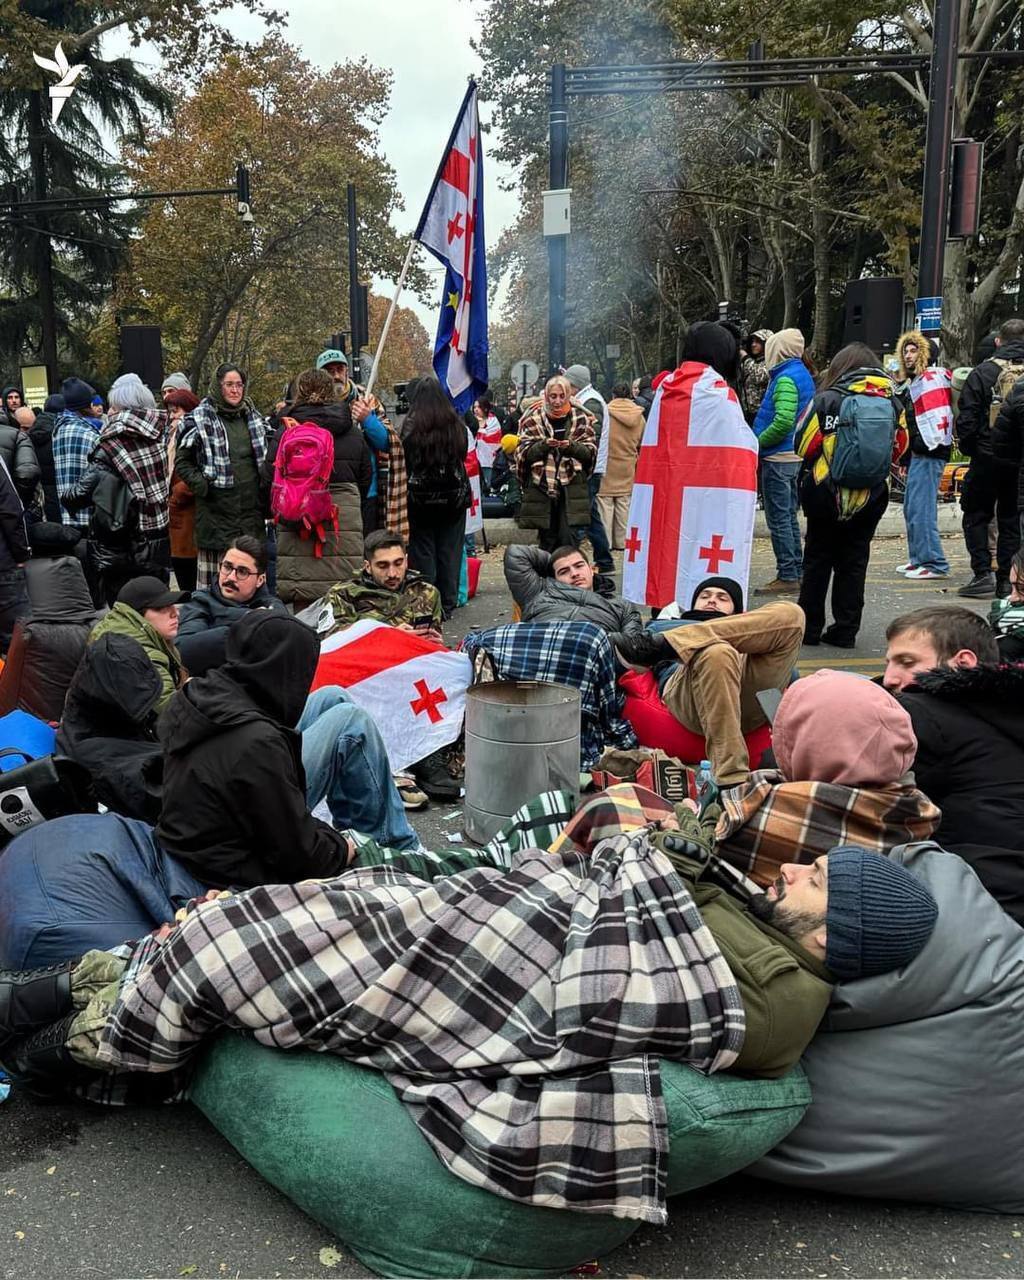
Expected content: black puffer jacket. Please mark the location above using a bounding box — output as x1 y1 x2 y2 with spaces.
991 376 1024 511
56 631 167 821
262 400 372 493
897 662 1024 852
0 416 41 503
27 411 60 519
156 611 350 889
956 340 1024 459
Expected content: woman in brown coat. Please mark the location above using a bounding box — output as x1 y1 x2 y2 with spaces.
164 389 200 591
596 382 646 550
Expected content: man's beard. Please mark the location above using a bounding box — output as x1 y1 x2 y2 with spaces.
748 880 825 943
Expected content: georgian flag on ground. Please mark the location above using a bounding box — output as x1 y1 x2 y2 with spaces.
313 619 472 773
415 81 488 412
910 367 954 450
465 430 483 535
622 362 759 609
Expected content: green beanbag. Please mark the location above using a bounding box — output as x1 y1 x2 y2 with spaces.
190 1035 810 1279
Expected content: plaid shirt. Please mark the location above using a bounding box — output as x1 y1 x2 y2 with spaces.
715 770 942 886
94 827 744 1223
53 410 102 528
94 409 171 533
462 620 639 767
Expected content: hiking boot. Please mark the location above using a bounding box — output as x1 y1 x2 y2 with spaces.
753 578 802 595
411 750 462 802
614 631 676 670
0 960 77 1046
4 1013 92 1100
393 775 428 811
957 572 997 599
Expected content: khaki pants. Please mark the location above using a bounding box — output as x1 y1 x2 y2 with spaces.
661 602 805 786
597 492 633 550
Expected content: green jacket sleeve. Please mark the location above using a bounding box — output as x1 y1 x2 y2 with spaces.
757 375 799 451
173 442 210 499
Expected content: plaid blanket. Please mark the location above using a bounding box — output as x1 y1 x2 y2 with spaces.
94 409 171 533
177 399 267 490
93 817 744 1223
53 410 101 528
462 621 639 768
716 770 942 886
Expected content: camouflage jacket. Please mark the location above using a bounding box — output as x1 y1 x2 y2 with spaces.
323 569 442 632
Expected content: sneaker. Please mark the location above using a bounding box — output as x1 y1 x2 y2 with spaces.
753 578 802 595
896 562 917 574
614 630 676 670
996 576 1012 599
903 566 949 580
394 775 428 811
957 572 997 599
411 751 462 802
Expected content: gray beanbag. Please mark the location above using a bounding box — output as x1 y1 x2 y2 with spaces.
752 842 1024 1211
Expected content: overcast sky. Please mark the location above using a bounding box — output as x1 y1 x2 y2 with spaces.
109 0 520 338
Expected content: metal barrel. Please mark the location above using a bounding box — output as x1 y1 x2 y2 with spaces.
463 681 581 843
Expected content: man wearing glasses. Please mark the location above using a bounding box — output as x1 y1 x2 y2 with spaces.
177 536 287 674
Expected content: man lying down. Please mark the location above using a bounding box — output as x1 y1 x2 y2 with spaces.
0 785 937 1225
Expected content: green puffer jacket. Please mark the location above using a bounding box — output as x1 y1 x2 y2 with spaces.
656 838 833 1078
175 400 269 551
89 601 184 713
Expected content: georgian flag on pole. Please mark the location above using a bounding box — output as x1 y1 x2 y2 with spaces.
622 363 759 609
312 619 472 772
414 81 489 412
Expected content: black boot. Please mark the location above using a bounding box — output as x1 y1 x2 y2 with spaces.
0 960 77 1046
411 750 462 801
3 1013 90 1100
614 630 676 669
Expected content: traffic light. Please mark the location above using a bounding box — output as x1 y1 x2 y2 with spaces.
236 164 253 223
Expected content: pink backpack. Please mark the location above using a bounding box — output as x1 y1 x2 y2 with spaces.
270 418 338 556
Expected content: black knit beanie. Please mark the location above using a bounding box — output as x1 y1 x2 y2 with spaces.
689 576 745 614
825 847 938 982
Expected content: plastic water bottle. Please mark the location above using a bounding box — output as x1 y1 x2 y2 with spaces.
696 759 719 812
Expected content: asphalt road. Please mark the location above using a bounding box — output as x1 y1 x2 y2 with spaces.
2 522 1015 1280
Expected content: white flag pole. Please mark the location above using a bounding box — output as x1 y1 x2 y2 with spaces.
363 239 417 399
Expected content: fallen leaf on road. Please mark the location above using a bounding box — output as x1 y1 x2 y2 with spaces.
179 1267 197 1276
319 1246 344 1267
14 1231 25 1241
45 1166 56 1175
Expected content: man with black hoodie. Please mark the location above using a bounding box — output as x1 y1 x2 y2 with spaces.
955 317 1024 598
157 611 420 888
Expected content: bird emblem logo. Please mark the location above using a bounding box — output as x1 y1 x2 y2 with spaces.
32 43 87 123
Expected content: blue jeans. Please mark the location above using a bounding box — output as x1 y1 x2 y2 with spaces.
297 686 419 850
761 460 803 580
586 475 614 573
903 455 949 572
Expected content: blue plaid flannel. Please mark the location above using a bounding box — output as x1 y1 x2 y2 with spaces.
462 620 639 767
53 411 102 529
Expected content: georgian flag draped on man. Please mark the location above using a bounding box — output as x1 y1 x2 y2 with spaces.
622 363 759 609
415 81 489 412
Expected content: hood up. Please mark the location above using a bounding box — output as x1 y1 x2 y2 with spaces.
160 611 318 754
773 669 918 787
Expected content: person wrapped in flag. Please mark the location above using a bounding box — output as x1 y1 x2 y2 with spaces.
893 330 953 580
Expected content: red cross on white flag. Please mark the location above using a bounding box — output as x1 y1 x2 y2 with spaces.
622 363 758 609
465 429 483 535
314 619 472 772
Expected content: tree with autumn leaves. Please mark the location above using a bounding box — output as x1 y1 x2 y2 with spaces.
99 40 430 404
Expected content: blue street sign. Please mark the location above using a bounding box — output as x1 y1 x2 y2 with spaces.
916 295 943 332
